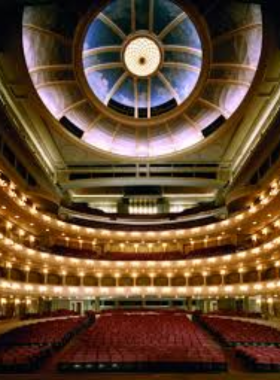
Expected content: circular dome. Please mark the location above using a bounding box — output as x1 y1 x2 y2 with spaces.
123 36 162 78
82 0 203 119
23 0 263 158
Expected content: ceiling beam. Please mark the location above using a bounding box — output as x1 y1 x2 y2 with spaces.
58 177 224 190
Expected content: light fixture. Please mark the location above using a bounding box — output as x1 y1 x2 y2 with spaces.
123 36 162 78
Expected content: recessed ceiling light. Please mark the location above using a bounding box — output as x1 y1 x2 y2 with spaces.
1 206 6 210
15 215 19 219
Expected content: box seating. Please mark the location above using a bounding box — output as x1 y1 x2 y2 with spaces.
102 251 187 261
49 244 238 261
50 245 187 261
50 245 95 259
186 245 236 260
58 311 226 372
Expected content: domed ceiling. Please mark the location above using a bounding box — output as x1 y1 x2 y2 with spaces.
82 0 203 119
22 0 263 158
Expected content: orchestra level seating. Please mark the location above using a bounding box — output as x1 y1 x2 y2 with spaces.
235 346 280 371
58 311 227 372
199 316 280 347
0 317 92 373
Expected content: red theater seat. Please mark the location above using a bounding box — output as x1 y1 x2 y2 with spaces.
58 310 227 372
200 316 280 347
0 317 91 372
235 346 280 371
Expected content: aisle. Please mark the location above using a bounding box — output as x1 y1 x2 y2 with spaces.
38 326 86 374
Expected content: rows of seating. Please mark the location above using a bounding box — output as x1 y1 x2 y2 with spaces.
49 245 95 259
0 345 50 372
235 346 280 371
0 316 91 372
101 251 188 261
48 244 239 261
58 311 226 372
185 245 236 260
199 316 280 347
100 308 187 315
21 309 78 320
50 245 188 261
49 246 238 261
0 317 88 347
207 310 262 319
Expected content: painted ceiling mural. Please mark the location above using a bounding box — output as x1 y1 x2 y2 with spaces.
23 0 263 158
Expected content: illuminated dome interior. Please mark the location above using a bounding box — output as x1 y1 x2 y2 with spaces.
2 1 280 375
23 0 263 158
82 0 203 119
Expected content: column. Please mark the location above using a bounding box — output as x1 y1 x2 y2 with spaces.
43 269 48 284
267 298 274 318
62 272 67 286
79 273 84 286
115 273 120 287
95 297 100 312
6 222 12 238
6 264 12 280
243 297 250 313
256 265 263 282
97 273 102 287
220 270 226 285
238 268 244 284
187 297 192 312
204 299 210 314
25 268 30 283
202 272 208 286
167 273 172 287
0 298 7 317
